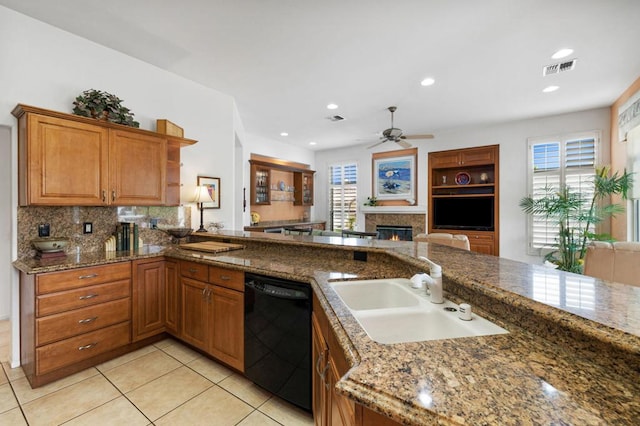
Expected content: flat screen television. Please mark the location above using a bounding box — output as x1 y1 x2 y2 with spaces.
433 197 494 231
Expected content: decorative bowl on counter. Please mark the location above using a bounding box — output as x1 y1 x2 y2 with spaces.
31 238 68 252
164 228 193 238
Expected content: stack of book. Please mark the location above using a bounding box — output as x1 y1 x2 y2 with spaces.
115 222 139 252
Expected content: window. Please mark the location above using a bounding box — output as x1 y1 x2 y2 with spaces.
526 132 599 253
329 163 357 231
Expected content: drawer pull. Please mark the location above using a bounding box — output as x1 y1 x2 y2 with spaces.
78 273 98 280
220 275 231 281
79 293 98 300
78 317 98 324
189 268 199 273
78 343 97 351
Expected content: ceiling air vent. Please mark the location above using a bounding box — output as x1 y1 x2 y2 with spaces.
543 58 577 76
327 115 345 122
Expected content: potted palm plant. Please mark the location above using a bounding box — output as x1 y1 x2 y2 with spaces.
519 166 632 273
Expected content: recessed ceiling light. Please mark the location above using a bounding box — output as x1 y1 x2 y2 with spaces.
543 85 559 93
309 141 317 145
327 103 338 110
552 48 573 59
420 77 435 87
280 132 289 136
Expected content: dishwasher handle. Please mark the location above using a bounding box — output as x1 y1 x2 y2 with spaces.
245 279 309 300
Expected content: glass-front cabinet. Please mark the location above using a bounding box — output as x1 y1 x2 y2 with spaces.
250 163 271 205
294 172 315 206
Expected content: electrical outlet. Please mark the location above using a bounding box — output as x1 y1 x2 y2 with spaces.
38 223 50 237
83 222 93 234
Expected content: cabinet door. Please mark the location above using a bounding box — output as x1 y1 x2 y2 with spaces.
250 164 271 205
328 357 355 426
132 260 166 341
24 113 109 206
312 314 329 426
459 146 495 166
294 172 315 206
429 151 460 168
110 129 167 205
181 277 209 350
210 286 244 371
165 260 181 336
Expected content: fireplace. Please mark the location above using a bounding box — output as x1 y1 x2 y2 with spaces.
376 225 413 241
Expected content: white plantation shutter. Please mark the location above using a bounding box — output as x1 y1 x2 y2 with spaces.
527 133 598 253
329 163 357 231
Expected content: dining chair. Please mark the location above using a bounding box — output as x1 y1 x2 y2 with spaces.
413 233 471 250
341 230 379 239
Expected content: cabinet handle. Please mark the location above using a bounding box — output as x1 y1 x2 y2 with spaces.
78 343 97 351
78 317 98 324
79 293 98 300
102 190 106 202
112 190 116 201
78 273 98 280
189 268 198 274
202 287 207 297
321 360 330 390
315 351 325 375
219 275 231 281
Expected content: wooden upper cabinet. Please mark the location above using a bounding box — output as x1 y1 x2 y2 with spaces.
22 113 109 206
13 104 196 206
110 130 166 205
430 146 495 168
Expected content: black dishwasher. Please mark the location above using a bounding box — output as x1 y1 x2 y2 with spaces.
244 273 311 412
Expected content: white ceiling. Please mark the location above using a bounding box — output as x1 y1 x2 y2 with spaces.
2 0 640 151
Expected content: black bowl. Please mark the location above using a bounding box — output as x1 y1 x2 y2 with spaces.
165 228 192 238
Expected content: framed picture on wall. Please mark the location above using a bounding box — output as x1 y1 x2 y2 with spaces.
372 148 417 203
197 176 221 209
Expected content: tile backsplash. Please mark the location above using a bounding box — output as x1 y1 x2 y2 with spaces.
18 205 191 258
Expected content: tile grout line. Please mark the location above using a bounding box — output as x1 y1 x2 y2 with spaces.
1 362 30 425
95 366 155 426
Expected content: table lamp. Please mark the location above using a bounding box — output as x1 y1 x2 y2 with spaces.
192 185 214 232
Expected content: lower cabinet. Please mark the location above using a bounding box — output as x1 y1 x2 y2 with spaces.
20 263 132 388
312 297 355 426
165 259 181 336
132 259 166 341
180 260 245 371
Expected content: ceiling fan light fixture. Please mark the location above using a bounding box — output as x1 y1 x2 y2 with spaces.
420 77 435 86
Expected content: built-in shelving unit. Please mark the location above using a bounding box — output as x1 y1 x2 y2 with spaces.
428 144 499 255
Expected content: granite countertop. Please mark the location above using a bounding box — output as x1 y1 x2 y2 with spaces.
13 231 640 425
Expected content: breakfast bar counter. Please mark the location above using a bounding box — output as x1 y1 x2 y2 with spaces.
14 232 640 425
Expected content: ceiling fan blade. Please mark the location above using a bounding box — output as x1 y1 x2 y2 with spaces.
402 134 434 140
367 140 387 149
396 139 412 149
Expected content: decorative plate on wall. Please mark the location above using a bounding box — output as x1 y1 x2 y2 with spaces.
455 172 471 185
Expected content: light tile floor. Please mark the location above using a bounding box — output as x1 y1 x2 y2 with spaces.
0 320 313 425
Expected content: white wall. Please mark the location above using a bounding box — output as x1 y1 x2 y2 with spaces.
0 6 246 365
315 107 611 264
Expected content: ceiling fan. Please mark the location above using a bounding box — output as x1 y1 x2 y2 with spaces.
368 106 434 149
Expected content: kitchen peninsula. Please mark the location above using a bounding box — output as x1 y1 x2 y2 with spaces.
14 232 640 425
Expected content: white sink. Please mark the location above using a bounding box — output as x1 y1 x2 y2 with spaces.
330 278 508 344
330 279 420 310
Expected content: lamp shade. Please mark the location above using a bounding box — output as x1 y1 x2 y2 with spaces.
192 185 214 204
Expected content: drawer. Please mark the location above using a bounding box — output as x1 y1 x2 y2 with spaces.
36 321 130 375
37 262 131 294
36 298 131 346
209 266 244 291
37 279 130 316
180 260 208 282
